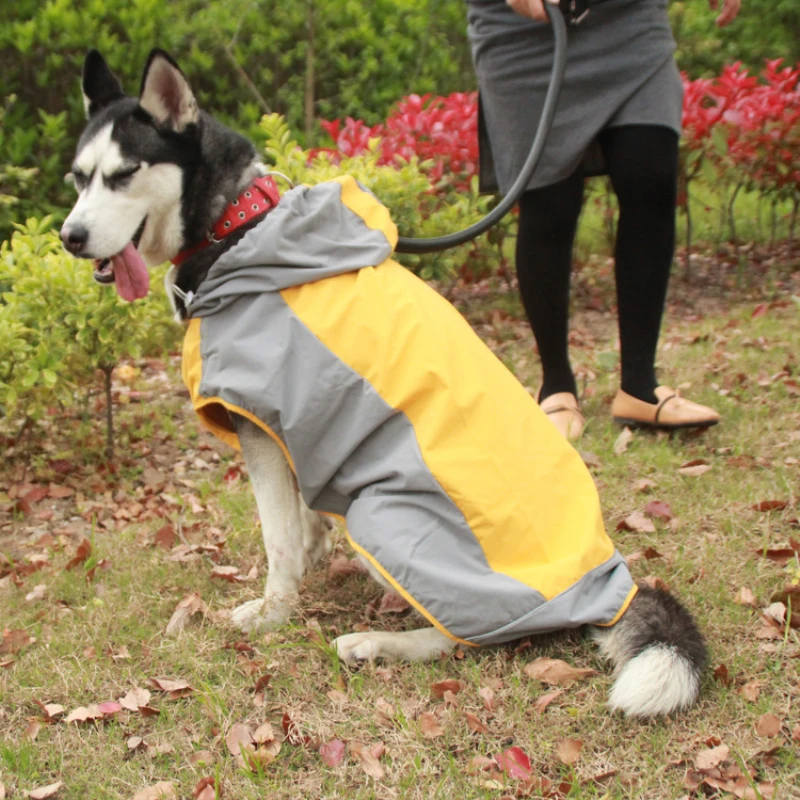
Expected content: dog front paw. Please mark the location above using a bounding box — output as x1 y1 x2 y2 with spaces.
334 631 380 665
230 598 291 634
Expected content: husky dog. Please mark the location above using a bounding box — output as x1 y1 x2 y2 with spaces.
61 49 706 718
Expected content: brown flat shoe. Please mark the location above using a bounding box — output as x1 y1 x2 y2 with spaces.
539 391 585 441
611 386 720 430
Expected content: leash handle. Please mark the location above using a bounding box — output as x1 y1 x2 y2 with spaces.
395 2 568 255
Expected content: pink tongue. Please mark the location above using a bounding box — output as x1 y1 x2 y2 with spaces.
111 242 150 302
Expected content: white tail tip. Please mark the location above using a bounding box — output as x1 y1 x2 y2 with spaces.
609 644 700 718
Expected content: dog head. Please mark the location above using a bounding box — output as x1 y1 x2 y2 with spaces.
61 49 204 301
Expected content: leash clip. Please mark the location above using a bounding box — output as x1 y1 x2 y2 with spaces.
559 0 590 25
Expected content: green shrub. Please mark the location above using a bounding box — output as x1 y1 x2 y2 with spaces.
0 218 178 456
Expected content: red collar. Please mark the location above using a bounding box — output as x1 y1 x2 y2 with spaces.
171 175 281 267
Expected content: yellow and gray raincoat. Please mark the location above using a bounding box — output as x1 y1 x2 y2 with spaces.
181 177 637 646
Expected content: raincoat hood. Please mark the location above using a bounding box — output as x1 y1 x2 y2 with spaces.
184 178 397 319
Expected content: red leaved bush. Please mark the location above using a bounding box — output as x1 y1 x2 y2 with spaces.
314 92 479 193
682 60 800 201
317 60 798 209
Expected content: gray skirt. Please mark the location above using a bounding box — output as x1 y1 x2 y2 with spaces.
467 0 683 193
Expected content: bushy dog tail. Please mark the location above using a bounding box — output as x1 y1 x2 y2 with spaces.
592 586 707 718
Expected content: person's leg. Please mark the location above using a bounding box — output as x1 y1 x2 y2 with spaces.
515 167 585 402
598 125 678 404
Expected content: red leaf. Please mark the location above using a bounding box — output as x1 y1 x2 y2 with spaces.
192 777 217 800
223 465 242 482
23 486 49 505
752 500 788 512
755 548 796 565
430 679 461 699
152 524 176 549
65 538 91 570
644 500 674 521
494 746 533 780
319 739 346 767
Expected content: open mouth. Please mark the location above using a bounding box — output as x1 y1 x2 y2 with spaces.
93 218 150 302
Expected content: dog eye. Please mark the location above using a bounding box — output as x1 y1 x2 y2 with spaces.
68 171 88 191
105 164 141 188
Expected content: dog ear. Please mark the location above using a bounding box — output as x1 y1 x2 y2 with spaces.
139 49 199 133
82 50 124 118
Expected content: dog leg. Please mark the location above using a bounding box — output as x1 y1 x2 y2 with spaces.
230 416 332 633
335 627 456 665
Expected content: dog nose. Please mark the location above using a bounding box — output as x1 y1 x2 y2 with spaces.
61 224 89 254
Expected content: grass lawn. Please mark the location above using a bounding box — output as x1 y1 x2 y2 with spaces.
1 257 799 799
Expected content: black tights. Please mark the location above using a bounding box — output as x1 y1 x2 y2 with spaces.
515 125 679 405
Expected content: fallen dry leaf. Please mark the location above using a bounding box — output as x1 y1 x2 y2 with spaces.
25 584 46 603
752 500 788 512
734 587 757 607
28 783 64 799
0 629 34 655
464 711 488 734
210 565 247 582
349 741 385 779
152 524 176 550
327 553 368 581
119 687 152 712
738 680 761 702
23 721 42 741
533 688 563 714
65 538 91 570
373 697 395 727
613 427 634 456
556 738 583 765
762 602 787 627
65 702 120 724
319 739 346 767
616 511 656 534
225 722 253 757
281 712 312 746
419 711 444 739
678 463 712 477
695 743 730 770
755 547 796 566
131 782 176 800
147 677 193 699
755 713 782 738
431 679 461 699
644 500 673 521
192 777 217 800
478 686 495 712
712 664 732 686
634 478 658 493
377 591 411 614
523 657 598 687
165 592 208 636
33 701 65 721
